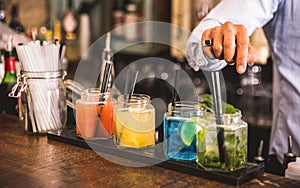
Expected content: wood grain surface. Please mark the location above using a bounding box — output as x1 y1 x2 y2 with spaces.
0 114 299 188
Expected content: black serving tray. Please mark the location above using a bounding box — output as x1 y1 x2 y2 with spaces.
47 128 264 186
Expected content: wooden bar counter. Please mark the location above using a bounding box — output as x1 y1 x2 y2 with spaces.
1 114 300 188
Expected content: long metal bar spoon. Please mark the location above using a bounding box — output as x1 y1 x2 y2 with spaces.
202 39 226 163
211 70 226 163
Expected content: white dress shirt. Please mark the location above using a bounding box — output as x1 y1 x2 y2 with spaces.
186 0 300 164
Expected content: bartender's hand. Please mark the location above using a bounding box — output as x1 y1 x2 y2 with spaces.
202 21 256 74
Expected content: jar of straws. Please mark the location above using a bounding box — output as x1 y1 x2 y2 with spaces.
11 40 67 134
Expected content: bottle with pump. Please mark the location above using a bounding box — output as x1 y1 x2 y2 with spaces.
0 35 18 115
283 135 297 174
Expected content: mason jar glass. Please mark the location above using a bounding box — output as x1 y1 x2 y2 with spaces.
164 101 203 161
19 70 67 134
76 88 115 139
196 109 248 172
114 94 155 149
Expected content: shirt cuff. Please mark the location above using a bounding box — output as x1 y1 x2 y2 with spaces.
186 19 227 72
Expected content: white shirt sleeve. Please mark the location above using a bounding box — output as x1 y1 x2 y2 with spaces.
186 0 283 72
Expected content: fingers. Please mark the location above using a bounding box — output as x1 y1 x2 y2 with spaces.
235 25 249 74
211 26 224 59
202 45 216 60
222 24 236 63
201 22 256 74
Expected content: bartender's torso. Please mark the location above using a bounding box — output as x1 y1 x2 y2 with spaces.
263 0 300 162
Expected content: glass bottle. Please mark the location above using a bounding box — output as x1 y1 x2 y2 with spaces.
164 101 203 161
76 88 115 139
0 49 4 81
0 0 5 66
9 4 25 33
62 0 80 62
62 0 78 40
111 0 125 38
0 37 17 115
114 94 155 148
78 0 91 57
0 0 6 23
124 3 138 41
196 109 248 172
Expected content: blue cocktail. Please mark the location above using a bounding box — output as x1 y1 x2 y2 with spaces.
163 102 202 161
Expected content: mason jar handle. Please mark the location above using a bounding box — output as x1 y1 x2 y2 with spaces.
8 74 28 98
62 70 67 80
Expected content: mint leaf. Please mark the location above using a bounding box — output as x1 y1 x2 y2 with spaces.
198 94 236 114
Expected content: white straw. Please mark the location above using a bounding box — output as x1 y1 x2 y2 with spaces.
16 41 62 72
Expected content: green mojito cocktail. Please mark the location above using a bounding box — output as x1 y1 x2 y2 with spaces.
196 109 248 172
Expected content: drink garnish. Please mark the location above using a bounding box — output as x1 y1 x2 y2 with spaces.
198 94 236 114
180 121 197 146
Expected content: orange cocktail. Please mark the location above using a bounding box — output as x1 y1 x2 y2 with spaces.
76 89 115 139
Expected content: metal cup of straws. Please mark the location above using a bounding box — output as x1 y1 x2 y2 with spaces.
12 70 67 134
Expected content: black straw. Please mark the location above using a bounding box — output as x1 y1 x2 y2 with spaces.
211 71 226 163
171 68 179 107
100 62 112 93
97 33 112 117
97 61 112 118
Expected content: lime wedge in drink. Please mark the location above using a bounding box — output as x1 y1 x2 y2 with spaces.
180 121 197 146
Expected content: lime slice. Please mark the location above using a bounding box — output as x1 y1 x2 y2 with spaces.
180 121 197 146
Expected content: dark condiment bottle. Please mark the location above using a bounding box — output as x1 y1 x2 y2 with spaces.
0 36 18 115
9 4 25 33
282 135 297 174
